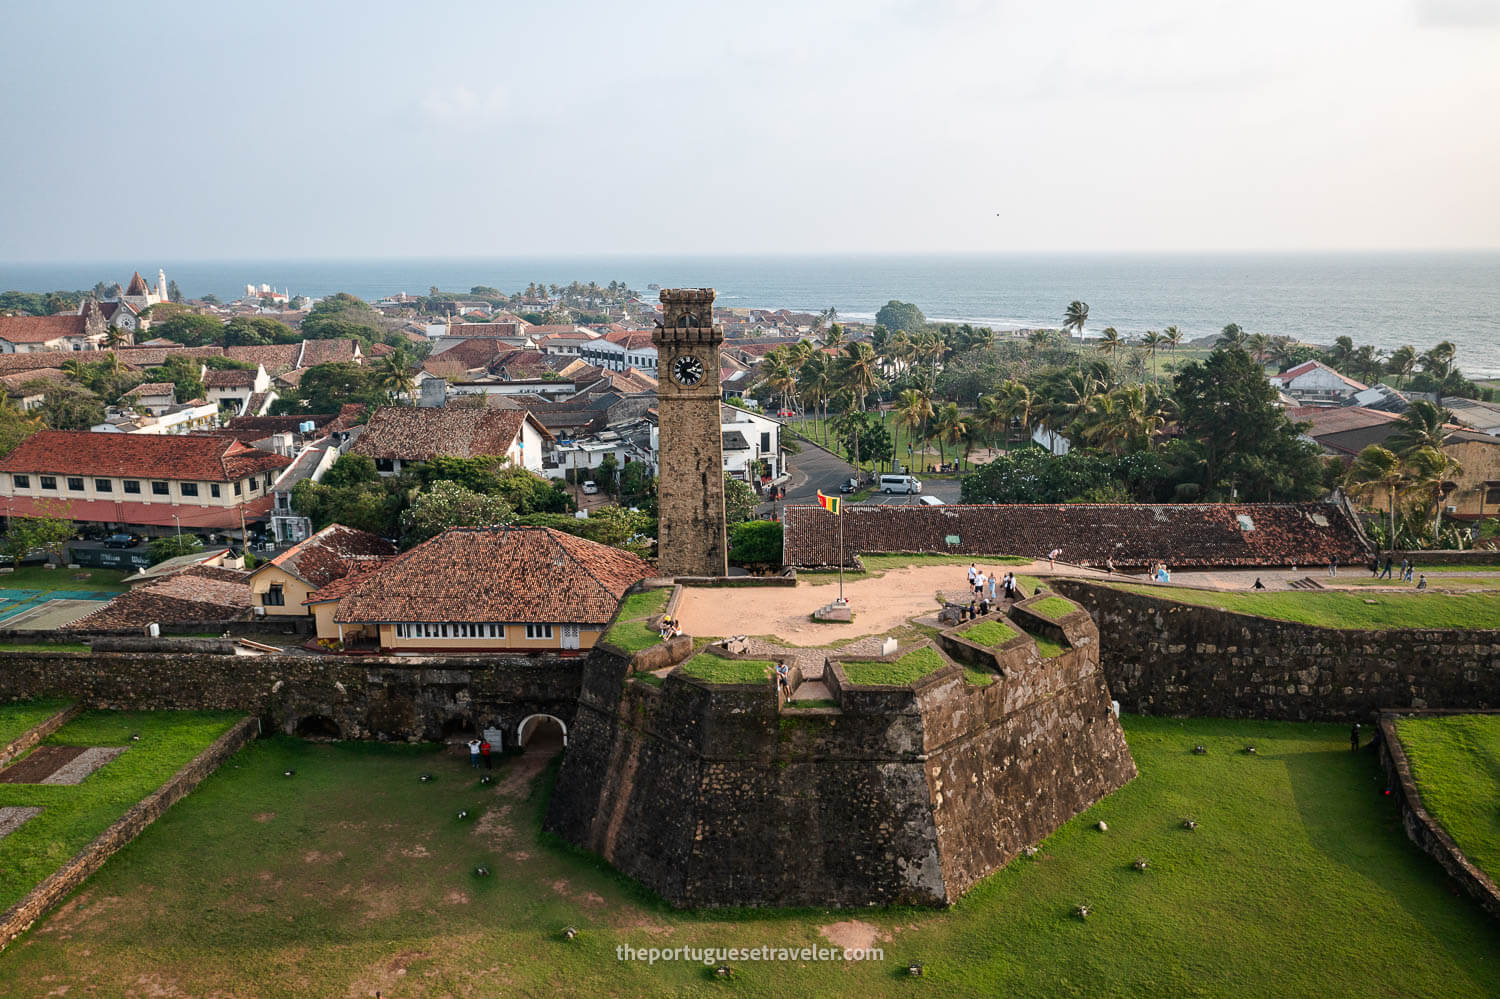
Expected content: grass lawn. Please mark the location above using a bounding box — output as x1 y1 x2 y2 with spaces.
0 698 72 747
0 642 90 653
841 645 949 686
1027 631 1068 658
603 588 671 653
1395 714 1500 883
1027 595 1077 620
959 619 1020 647
1107 583 1500 630
2 718 1497 996
0 710 241 912
0 567 129 593
678 653 774 684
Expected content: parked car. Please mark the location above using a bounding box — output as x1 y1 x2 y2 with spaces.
582 481 600 495
917 495 945 506
103 533 140 549
837 477 858 494
879 474 923 494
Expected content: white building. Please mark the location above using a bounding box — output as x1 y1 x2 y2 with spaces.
648 403 783 485
1269 361 1367 405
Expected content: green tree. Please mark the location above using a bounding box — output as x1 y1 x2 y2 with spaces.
400 480 515 543
1345 445 1410 554
618 462 655 507
374 352 417 402
154 313 223 347
270 363 385 414
4 509 75 565
723 474 758 523
32 381 105 430
875 300 925 334
0 401 42 457
1172 345 1325 501
836 341 884 411
729 520 783 566
1385 345 1417 388
1095 327 1123 358
932 402 967 468
223 315 298 346
149 534 204 564
1387 400 1452 455
1062 300 1090 345
302 292 386 343
148 355 206 402
322 453 379 488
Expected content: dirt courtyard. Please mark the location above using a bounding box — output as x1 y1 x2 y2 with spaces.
673 563 1000 644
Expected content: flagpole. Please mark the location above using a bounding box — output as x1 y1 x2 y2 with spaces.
838 504 844 604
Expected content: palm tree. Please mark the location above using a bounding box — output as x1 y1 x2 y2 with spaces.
1326 336 1356 373
822 325 846 352
1268 336 1298 372
796 352 834 444
755 348 799 414
1387 400 1452 455
932 402 966 469
894 387 934 464
375 353 417 402
1163 325 1183 358
837 341 882 412
1000 380 1034 443
1350 345 1385 386
1219 323 1247 349
1140 330 1165 383
1062 301 1089 347
1345 446 1410 553
1028 329 1052 351
1420 341 1456 380
975 392 1008 450
1404 445 1463 540
888 331 914 375
1385 345 1417 388
1247 333 1271 366
1095 327 1123 358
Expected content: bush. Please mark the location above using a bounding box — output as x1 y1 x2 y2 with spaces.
730 520 783 566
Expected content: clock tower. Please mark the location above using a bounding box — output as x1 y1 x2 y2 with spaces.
653 288 728 577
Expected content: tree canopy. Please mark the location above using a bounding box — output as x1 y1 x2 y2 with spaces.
875 300 926 334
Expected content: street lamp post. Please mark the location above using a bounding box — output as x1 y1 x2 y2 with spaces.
172 513 181 538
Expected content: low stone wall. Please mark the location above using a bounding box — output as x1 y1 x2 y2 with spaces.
1050 579 1500 721
0 703 80 768
0 651 584 748
1379 710 1500 922
671 574 797 587
1394 550 1500 567
0 715 260 952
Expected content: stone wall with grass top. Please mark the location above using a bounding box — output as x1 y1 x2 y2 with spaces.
544 598 1135 908
1051 579 1500 721
0 715 260 952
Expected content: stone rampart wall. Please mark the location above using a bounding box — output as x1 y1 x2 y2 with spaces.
1049 579 1500 720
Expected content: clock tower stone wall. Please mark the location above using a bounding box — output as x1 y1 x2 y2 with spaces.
653 288 728 577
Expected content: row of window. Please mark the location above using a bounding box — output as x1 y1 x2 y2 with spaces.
391 622 555 640
8 473 273 499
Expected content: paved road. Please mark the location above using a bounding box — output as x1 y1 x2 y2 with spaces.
758 438 855 516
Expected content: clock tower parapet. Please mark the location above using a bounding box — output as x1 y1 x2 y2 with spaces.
655 288 723 347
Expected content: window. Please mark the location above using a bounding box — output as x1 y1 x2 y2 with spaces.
12 474 28 489
180 482 199 497
151 481 169 496
1487 486 1500 506
263 584 285 607
39 476 56 490
375 458 396 473
95 479 111 492
234 481 242 495
526 624 553 640
760 432 771 452
248 477 258 492
265 474 274 490
210 483 221 498
65 476 83 491
123 479 141 494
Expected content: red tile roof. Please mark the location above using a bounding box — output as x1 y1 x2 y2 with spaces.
63 567 252 631
782 502 1370 570
204 369 257 388
333 526 651 625
0 430 291 482
351 407 552 462
300 339 360 366
605 330 656 350
224 343 302 373
0 314 91 344
254 523 396 589
122 382 176 398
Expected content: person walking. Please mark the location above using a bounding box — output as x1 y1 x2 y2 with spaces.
967 563 977 588
1370 557 1379 577
1105 556 1116 574
988 574 999 601
775 662 791 699
480 739 492 770
1381 557 1393 579
974 570 987 597
467 738 481 769
1328 555 1338 578
1047 548 1061 569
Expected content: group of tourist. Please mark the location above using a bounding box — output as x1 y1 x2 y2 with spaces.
1370 556 1421 585
658 615 683 640
965 563 1026 619
1150 562 1171 583
465 738 492 769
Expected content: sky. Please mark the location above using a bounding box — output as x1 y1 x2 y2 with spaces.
1 0 1497 260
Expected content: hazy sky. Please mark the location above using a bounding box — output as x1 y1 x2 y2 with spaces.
2 0 1497 260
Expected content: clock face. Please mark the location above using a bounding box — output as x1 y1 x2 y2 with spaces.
673 354 705 386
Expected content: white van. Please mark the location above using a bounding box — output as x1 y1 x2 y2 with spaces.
880 474 922 494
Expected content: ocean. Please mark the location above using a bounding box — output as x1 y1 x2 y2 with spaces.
3 252 1497 377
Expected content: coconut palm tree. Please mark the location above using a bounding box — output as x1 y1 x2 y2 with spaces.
755 348 799 415
1062 300 1089 346
1326 336 1356 373
837 341 883 412
894 387 934 462
888 331 914 376
1385 345 1417 388
1248 333 1271 366
796 352 834 444
375 352 417 402
1000 379 1035 443
1028 329 1053 351
1268 336 1298 372
932 402 966 469
1350 344 1385 386
822 325 846 351
975 393 1007 451
1420 341 1457 380
1095 327 1123 358
1404 445 1463 540
1140 330 1165 384
1163 325 1183 358
1345 445 1410 554
1387 399 1453 455
1219 323 1247 349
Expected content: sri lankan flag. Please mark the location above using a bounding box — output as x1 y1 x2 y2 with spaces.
817 491 841 515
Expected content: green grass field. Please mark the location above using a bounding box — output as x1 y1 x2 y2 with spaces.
0 698 72 747
603 588 671 653
1395 714 1500 883
959 619 1020 647
1027 595 1077 620
0 709 241 911
2 717 1496 997
1107 583 1500 630
841 646 949 686
0 642 90 653
679 653 774 684
0 567 129 593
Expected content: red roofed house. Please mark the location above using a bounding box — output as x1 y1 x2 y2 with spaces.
0 300 109 353
351 405 553 476
0 430 292 536
1269 361 1367 405
246 523 396 618
310 525 651 653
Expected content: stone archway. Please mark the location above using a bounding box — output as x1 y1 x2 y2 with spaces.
517 713 568 749
293 714 342 740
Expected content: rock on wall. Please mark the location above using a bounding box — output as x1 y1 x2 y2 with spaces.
544 614 1135 908
1050 579 1500 720
0 652 583 747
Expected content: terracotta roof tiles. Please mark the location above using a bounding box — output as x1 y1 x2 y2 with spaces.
0 430 291 482
0 314 91 343
255 523 397 589
351 406 552 462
